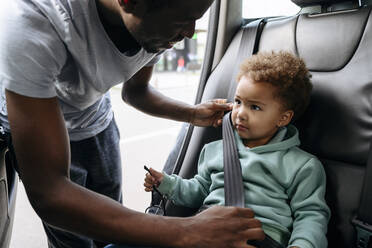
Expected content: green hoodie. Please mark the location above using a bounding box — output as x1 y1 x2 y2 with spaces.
158 125 330 248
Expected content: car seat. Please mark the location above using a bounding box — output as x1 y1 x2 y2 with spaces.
153 0 372 247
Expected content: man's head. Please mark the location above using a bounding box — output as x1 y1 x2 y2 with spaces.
232 51 312 147
118 0 214 53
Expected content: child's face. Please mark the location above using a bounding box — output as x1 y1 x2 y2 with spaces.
231 76 293 148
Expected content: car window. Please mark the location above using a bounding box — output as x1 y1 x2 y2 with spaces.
243 0 300 18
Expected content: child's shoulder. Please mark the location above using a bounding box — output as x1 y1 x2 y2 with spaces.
203 138 223 148
201 139 223 154
286 146 323 170
285 125 321 166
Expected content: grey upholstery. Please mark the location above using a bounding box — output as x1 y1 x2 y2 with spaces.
165 3 372 248
296 8 369 71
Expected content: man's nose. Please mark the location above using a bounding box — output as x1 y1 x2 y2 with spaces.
181 21 196 39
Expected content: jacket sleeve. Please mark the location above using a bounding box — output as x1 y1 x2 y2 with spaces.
287 158 331 248
157 145 212 208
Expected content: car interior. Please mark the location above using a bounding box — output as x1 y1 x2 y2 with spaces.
1 0 372 247
0 129 17 247
154 0 372 247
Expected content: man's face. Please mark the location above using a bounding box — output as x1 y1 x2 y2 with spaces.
125 0 213 53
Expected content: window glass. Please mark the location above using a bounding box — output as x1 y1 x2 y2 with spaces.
243 0 300 18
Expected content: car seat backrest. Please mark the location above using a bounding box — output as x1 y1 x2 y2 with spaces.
259 2 372 246
167 0 372 247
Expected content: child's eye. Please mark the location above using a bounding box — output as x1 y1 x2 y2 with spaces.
234 98 241 104
251 105 261 111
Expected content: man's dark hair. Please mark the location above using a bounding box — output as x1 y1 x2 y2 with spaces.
148 0 171 10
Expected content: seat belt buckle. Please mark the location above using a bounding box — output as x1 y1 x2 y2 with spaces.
352 217 372 248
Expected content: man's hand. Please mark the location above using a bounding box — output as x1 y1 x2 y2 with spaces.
180 206 265 248
190 99 233 127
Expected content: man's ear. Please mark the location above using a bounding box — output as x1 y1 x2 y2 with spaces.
277 110 294 127
118 0 148 17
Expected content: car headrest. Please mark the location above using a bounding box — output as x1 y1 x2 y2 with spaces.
297 7 370 71
292 0 357 7
259 8 370 71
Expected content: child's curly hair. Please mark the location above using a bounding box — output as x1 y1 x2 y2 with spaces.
237 51 312 121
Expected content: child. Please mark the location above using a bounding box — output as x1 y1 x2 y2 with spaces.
144 51 330 248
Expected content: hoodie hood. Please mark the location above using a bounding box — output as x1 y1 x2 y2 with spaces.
235 124 300 154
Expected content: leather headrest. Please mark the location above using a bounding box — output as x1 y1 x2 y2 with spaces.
291 0 356 7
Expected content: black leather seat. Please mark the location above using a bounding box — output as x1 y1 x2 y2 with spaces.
162 0 372 247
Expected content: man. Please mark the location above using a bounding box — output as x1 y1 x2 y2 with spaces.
0 0 264 247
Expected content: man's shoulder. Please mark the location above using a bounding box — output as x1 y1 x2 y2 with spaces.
0 0 74 38
30 0 85 17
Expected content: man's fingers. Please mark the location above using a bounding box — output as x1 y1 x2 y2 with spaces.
244 217 262 229
232 207 256 218
212 102 232 110
242 227 265 248
212 98 227 104
202 206 255 218
243 226 265 240
211 99 232 110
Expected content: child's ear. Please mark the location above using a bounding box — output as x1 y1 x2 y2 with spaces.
118 0 147 17
277 110 294 127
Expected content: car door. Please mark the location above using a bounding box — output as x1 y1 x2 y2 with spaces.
0 129 18 248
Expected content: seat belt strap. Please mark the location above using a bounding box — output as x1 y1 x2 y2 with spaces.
352 139 372 248
222 112 285 248
221 19 285 248
227 19 265 100
223 19 263 207
223 112 244 207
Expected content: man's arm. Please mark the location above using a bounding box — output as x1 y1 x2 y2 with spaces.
122 66 231 127
6 89 264 247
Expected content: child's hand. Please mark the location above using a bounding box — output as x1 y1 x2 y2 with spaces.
144 167 164 192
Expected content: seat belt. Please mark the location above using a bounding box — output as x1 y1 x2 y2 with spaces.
222 112 284 248
352 139 372 248
227 19 265 100
223 18 264 206
222 18 287 248
223 112 245 207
